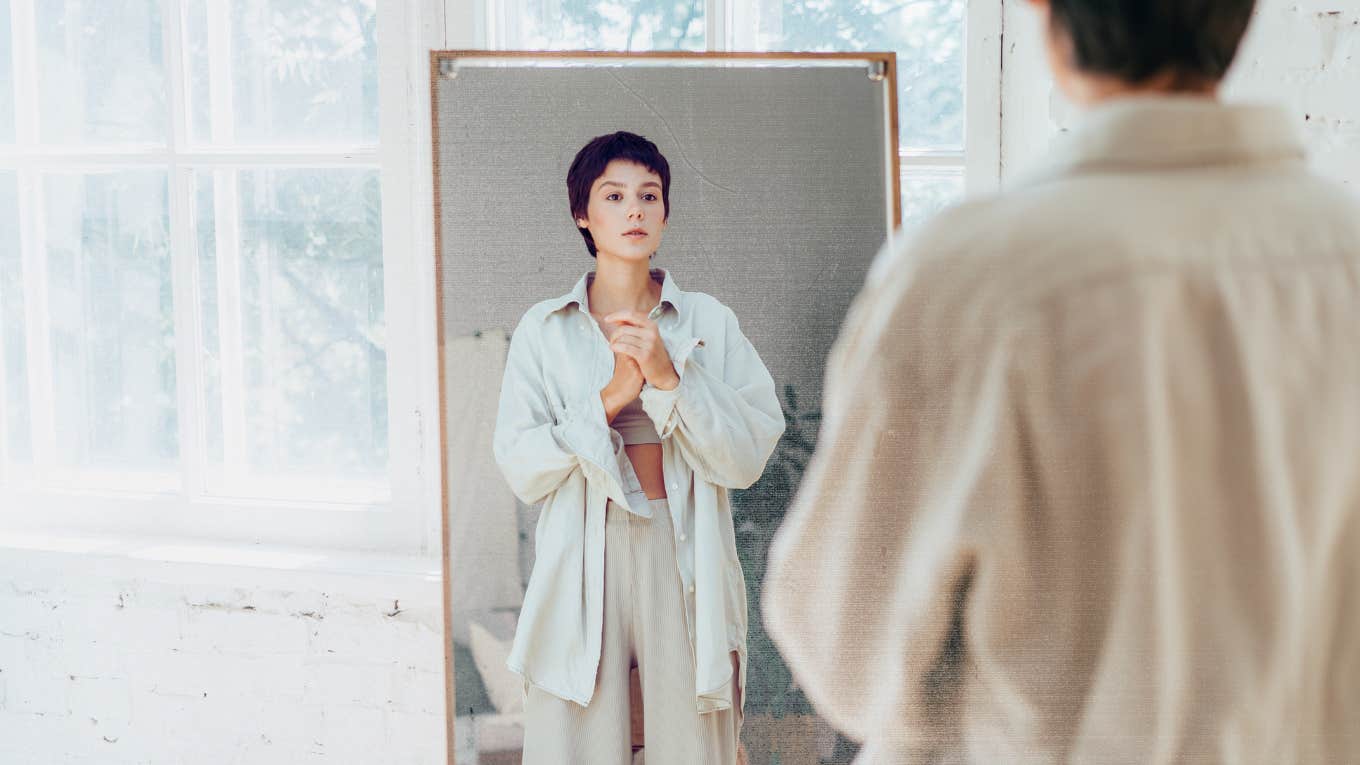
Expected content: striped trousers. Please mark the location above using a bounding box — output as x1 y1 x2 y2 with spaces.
522 496 742 764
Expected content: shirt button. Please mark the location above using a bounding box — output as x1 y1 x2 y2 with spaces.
688 584 696 594
670 483 677 490
678 532 687 542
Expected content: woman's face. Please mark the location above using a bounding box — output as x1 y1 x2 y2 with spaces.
577 159 667 262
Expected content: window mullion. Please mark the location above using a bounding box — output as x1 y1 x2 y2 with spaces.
382 0 444 554
169 165 206 494
213 167 248 485
900 152 966 167
255 200 279 481
164 0 205 496
11 0 50 480
485 0 506 49
0 231 7 483
206 0 248 489
964 0 1002 194
166 0 190 150
18 169 54 476
706 0 729 51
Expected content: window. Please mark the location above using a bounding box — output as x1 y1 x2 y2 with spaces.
0 0 436 553
485 0 1001 228
0 0 995 552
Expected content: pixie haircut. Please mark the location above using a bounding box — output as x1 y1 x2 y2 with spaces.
1049 0 1257 86
567 131 671 258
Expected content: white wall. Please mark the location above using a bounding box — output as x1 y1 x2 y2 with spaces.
999 0 1360 187
0 2 451 762
0 540 445 764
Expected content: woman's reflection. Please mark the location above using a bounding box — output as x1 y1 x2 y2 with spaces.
492 131 785 763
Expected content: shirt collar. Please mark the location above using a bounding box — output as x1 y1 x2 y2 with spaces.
1013 95 1306 189
544 267 684 321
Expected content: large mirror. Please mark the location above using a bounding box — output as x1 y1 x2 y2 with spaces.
433 50 899 764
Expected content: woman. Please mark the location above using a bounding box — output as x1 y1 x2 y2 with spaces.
492 131 786 764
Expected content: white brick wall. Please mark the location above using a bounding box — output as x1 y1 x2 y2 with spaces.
0 540 445 764
1000 0 1360 188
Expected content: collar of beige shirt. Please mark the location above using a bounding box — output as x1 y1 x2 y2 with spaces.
1017 94 1307 189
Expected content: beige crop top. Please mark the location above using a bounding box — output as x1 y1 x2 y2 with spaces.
611 395 661 445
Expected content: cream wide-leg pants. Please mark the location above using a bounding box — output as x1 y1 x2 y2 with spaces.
522 496 742 765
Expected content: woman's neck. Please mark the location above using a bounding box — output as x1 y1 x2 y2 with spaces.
588 258 661 316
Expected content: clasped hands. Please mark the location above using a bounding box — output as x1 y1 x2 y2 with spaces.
603 309 680 393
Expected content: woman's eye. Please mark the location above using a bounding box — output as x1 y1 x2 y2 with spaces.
644 193 658 201
606 193 621 200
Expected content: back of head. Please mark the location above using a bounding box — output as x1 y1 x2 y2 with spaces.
1048 0 1257 87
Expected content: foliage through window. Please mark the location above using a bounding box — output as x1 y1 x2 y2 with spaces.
0 0 388 500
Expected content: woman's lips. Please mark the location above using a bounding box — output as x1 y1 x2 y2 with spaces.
624 232 647 238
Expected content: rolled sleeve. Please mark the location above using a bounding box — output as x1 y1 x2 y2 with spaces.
639 306 785 490
557 388 619 471
638 335 704 440
493 314 634 508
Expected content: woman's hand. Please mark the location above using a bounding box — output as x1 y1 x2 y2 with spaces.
601 349 645 424
604 309 680 390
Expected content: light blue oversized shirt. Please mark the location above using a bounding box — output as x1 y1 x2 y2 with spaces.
492 266 786 714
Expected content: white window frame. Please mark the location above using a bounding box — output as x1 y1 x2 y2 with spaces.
0 0 998 556
0 0 445 556
469 0 1002 198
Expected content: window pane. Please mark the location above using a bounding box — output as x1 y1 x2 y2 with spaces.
35 0 166 145
44 171 176 470
508 0 705 51
0 171 27 463
184 0 379 145
195 168 386 484
900 167 963 230
738 0 965 151
0 0 14 143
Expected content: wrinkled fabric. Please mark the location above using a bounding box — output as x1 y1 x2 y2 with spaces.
521 497 742 764
493 267 785 715
764 96 1360 764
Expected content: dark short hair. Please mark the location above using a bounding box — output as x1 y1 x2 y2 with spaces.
1048 0 1257 86
566 131 671 258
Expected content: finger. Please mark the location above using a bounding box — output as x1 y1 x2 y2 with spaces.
609 326 650 344
608 326 658 352
611 337 646 356
604 311 652 328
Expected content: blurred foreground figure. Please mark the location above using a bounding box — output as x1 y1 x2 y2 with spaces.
764 0 1360 762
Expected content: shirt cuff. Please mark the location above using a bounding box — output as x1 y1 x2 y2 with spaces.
555 391 632 507
639 336 704 439
556 392 612 464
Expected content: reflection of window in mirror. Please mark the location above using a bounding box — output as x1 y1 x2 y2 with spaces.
486 0 982 227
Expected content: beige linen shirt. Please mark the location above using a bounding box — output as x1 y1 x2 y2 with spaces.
764 96 1360 763
493 267 785 714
